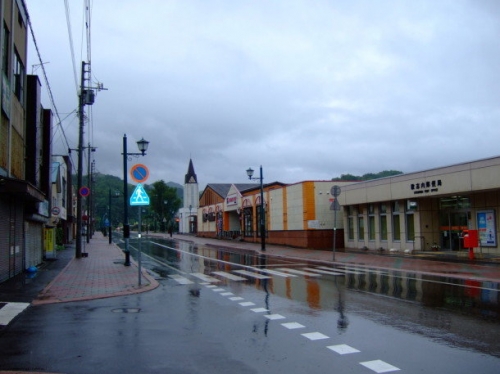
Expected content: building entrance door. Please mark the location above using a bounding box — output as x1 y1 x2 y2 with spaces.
439 211 468 251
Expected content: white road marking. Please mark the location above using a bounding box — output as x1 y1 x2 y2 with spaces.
249 267 297 278
327 344 360 355
360 360 400 373
233 270 271 280
0 302 30 326
264 314 286 320
239 302 256 307
301 332 329 340
220 292 234 296
276 268 321 277
169 275 194 285
251 308 269 313
281 322 305 329
212 288 225 292
212 271 247 281
191 273 220 283
229 297 244 301
302 267 344 276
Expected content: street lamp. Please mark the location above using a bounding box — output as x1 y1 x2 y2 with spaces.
108 189 120 244
122 134 149 266
246 165 266 251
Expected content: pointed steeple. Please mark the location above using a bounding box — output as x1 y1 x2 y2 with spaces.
184 158 197 184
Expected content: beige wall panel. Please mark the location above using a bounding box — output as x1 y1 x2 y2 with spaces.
287 184 304 230
270 189 284 230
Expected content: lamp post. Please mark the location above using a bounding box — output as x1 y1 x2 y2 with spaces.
246 166 266 251
122 134 149 266
108 189 120 244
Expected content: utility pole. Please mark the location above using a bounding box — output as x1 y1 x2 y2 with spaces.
75 61 103 258
76 61 86 258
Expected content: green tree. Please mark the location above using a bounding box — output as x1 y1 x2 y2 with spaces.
148 180 181 232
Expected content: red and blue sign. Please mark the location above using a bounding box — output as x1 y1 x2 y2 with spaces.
79 186 90 197
130 164 150 183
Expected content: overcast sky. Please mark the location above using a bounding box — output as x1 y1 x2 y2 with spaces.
26 0 500 189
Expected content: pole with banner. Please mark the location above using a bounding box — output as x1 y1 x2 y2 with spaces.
330 185 341 262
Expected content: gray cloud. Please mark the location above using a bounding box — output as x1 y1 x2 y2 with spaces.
27 0 500 188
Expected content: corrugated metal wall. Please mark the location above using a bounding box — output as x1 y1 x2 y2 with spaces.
0 199 24 283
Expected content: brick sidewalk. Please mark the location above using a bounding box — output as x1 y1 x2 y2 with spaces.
32 233 159 306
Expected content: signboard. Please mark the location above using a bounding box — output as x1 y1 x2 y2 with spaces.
79 186 90 197
51 206 60 216
477 210 497 247
130 164 150 183
130 183 150 206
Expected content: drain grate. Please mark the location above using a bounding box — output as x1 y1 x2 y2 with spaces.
111 308 141 313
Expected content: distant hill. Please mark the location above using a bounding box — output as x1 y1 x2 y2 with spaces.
332 170 403 181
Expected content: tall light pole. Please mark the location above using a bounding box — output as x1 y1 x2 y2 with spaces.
122 134 149 266
246 166 266 251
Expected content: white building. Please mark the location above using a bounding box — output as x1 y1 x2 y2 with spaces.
178 159 199 234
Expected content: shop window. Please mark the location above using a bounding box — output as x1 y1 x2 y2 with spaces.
379 203 387 241
368 204 375 240
358 210 365 241
406 209 415 242
347 206 354 240
392 202 401 241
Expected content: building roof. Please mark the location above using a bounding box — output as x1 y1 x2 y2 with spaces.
184 158 198 184
204 183 260 198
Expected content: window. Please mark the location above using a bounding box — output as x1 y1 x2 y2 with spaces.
2 23 9 77
379 203 388 241
347 206 354 240
358 207 365 240
392 202 401 241
406 205 415 242
368 204 375 240
13 49 25 104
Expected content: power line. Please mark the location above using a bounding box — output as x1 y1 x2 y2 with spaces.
64 0 79 94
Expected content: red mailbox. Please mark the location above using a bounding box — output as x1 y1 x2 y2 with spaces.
463 230 478 248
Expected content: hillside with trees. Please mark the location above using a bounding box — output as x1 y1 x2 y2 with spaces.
78 173 183 232
332 170 403 181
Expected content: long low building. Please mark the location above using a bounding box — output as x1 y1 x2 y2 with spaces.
197 180 354 250
338 155 500 255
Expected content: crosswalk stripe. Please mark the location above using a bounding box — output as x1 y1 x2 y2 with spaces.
249 267 297 278
276 268 321 277
169 275 194 284
190 273 220 283
212 271 247 281
0 302 30 326
302 267 344 276
233 270 271 280
317 266 365 275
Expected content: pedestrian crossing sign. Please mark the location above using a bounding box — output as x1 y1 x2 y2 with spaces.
130 183 150 206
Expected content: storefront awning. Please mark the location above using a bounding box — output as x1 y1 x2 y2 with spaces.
0 176 46 203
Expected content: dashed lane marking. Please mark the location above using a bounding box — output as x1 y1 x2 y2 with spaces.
301 332 329 341
239 301 256 307
327 344 360 355
264 314 286 320
360 360 400 373
281 322 305 329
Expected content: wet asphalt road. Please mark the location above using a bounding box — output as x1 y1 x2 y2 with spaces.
0 236 499 373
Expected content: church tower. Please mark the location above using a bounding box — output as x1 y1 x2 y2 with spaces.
178 158 199 234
